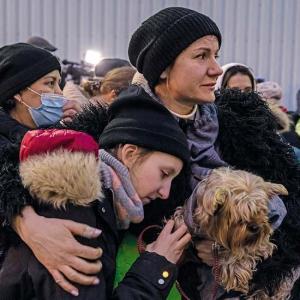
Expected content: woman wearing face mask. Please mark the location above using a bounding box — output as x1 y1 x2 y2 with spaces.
0 43 99 291
0 43 82 145
0 95 191 299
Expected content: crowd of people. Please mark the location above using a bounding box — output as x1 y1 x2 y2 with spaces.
0 6 299 300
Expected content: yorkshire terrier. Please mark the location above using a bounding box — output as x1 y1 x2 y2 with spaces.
174 167 288 297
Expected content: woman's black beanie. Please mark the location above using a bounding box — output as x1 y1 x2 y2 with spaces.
128 7 222 89
0 43 61 106
99 94 190 166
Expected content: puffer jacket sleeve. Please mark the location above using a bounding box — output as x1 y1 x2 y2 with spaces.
112 251 177 300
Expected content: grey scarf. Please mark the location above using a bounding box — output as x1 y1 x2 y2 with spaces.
99 150 144 229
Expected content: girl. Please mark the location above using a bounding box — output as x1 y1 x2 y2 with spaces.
0 95 191 299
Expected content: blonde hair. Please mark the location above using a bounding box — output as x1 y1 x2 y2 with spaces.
100 66 136 95
82 66 136 98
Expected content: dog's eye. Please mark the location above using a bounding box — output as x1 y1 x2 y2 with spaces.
248 224 260 233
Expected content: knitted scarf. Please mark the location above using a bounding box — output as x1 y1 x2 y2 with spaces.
131 72 227 188
99 149 144 229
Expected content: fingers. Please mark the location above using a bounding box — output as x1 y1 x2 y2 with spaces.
62 109 77 119
60 265 100 286
69 256 102 275
49 269 79 296
71 243 103 260
176 232 192 249
63 100 82 113
61 219 102 238
160 219 175 235
171 223 189 240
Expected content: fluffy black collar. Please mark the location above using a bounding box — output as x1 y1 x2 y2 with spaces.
216 89 300 297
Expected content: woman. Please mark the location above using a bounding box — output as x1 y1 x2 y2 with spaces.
127 7 299 299
0 95 191 299
215 62 256 92
0 43 99 294
86 66 136 105
0 43 81 147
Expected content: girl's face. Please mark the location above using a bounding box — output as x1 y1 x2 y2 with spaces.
226 73 253 92
120 145 183 203
162 35 223 106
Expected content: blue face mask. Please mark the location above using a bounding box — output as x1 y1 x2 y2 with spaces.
25 88 67 127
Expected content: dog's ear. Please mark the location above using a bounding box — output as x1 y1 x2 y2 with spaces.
265 182 288 197
212 188 230 215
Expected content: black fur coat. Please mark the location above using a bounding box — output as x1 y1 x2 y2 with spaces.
216 89 300 298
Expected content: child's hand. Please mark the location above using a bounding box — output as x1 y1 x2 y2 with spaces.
146 219 191 264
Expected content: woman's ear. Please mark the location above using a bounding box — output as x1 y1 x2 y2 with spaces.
13 93 22 103
160 66 170 80
118 144 140 169
110 90 117 100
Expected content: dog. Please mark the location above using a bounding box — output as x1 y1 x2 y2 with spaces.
174 167 288 297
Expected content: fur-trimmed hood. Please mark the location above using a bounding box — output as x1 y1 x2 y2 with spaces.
19 149 102 209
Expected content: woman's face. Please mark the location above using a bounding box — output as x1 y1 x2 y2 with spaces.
163 35 223 105
122 147 183 203
226 73 253 92
17 70 62 108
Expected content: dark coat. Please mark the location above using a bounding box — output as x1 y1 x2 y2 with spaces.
0 104 180 300
0 108 30 267
216 90 300 298
0 179 177 300
0 108 29 148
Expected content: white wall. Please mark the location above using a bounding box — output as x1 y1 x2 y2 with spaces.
0 0 299 109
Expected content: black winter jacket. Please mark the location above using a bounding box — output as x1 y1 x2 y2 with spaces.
0 108 29 149
0 189 177 300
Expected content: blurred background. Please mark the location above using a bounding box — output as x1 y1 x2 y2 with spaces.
0 0 299 110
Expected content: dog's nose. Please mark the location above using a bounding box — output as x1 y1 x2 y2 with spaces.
269 214 279 225
268 195 287 229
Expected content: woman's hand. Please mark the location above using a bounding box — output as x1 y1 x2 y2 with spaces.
194 239 214 266
62 100 82 123
146 220 191 264
13 206 102 296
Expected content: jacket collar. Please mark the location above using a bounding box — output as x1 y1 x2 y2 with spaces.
0 108 29 144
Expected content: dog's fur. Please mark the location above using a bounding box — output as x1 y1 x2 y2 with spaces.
174 167 288 295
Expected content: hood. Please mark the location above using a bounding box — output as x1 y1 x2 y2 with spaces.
20 149 102 209
215 62 256 91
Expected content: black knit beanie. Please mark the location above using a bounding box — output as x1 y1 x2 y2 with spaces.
128 7 222 89
99 95 190 166
0 43 61 105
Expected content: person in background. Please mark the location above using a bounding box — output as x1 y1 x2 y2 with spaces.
26 36 57 52
95 58 131 78
257 81 300 158
85 66 136 105
215 62 256 92
63 59 133 106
